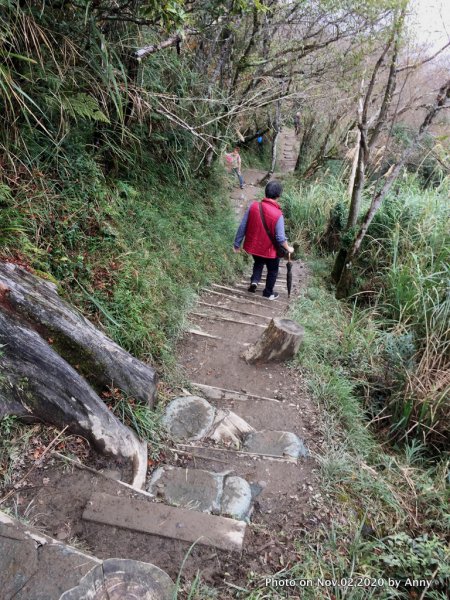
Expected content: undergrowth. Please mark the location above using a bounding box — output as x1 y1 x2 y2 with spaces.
251 259 450 599
0 150 243 369
283 174 449 448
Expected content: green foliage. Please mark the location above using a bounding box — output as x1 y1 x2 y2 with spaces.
371 532 449 583
284 173 449 447
61 94 110 124
0 416 32 487
3 146 240 365
109 397 165 458
282 177 348 251
141 0 187 30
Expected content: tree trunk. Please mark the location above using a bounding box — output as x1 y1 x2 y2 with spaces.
0 263 158 406
243 318 304 363
0 310 147 488
295 118 314 173
336 77 450 298
260 84 284 183
347 127 361 196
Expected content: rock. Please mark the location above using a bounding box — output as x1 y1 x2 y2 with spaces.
243 430 308 458
0 262 158 407
147 466 253 521
147 466 223 513
60 558 174 600
163 396 215 441
221 476 253 520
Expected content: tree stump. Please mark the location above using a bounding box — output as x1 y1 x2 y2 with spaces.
59 558 174 600
243 318 304 363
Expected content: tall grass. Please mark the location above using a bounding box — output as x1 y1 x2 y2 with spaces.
284 174 449 447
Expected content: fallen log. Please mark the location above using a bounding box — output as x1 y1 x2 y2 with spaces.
0 263 157 406
243 317 304 363
0 310 147 488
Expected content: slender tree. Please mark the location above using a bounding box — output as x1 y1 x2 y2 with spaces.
335 78 450 298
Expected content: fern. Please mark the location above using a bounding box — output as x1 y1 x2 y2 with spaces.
61 93 110 123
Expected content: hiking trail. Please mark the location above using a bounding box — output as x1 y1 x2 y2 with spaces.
1 128 326 599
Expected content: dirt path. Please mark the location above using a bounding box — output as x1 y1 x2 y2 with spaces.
2 129 324 599
168 129 323 589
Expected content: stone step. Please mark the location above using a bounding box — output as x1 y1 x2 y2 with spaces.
163 395 308 460
163 395 255 447
147 465 253 520
83 491 246 552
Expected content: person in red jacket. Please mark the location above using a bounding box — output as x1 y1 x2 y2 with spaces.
233 181 294 300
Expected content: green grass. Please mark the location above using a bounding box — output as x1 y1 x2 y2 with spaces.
272 261 449 600
1 148 245 369
283 174 449 447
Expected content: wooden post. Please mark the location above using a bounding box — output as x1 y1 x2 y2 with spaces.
243 318 304 363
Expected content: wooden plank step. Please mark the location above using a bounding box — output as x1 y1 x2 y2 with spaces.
187 328 223 340
191 382 281 404
211 284 289 306
239 280 284 288
83 492 246 552
186 328 249 346
191 312 266 328
204 289 279 310
197 301 271 321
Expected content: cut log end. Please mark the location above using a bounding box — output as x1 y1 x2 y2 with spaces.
243 317 304 364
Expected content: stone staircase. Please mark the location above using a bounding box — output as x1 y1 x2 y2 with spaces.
75 259 310 562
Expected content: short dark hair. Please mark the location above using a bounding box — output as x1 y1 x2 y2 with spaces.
265 180 283 199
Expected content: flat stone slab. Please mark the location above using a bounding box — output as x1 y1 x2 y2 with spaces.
60 558 174 600
148 466 223 513
243 430 308 458
147 466 253 520
83 491 246 552
163 396 215 441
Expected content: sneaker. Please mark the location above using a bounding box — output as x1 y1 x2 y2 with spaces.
248 282 258 293
264 292 279 301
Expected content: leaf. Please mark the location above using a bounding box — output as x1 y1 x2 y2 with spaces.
62 93 110 123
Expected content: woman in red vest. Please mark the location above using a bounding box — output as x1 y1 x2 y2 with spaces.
233 181 293 300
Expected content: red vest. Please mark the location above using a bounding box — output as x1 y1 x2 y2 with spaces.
243 198 282 259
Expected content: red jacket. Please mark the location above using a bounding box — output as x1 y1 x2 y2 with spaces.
243 198 282 259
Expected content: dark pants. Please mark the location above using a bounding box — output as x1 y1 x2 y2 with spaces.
232 168 244 189
251 255 280 297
